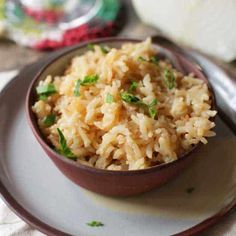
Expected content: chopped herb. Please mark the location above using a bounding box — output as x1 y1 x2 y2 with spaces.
87 43 109 54
128 81 138 93
149 98 158 107
74 75 99 97
186 187 195 194
147 99 158 119
138 56 158 65
138 56 147 62
39 94 48 101
36 83 57 99
163 68 176 89
74 79 81 96
43 114 56 127
57 128 77 161
100 45 109 54
87 221 104 227
121 92 158 119
80 75 99 85
150 56 158 65
87 43 95 51
105 93 114 103
120 92 142 104
148 108 157 119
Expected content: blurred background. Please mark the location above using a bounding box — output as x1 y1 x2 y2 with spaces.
1 0 236 72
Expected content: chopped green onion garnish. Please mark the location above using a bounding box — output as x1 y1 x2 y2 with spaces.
138 56 147 62
121 92 158 119
163 68 176 89
100 45 109 54
80 75 99 86
39 94 48 101
147 99 158 119
57 128 77 161
128 81 138 93
43 114 56 127
148 107 157 119
74 75 99 97
87 43 109 54
74 79 81 97
87 221 104 227
105 93 114 103
87 43 95 51
138 56 158 65
149 98 158 107
36 83 57 100
150 56 158 65
120 92 141 104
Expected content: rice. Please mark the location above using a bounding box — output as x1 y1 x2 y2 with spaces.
32 38 217 170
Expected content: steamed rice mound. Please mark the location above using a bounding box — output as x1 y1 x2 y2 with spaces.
32 38 217 171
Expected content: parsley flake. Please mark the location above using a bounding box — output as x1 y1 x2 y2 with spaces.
87 43 109 54
100 45 110 54
87 43 95 51
120 92 142 104
57 128 77 161
87 221 104 227
81 75 99 85
36 83 57 100
138 56 158 65
74 79 81 97
128 81 138 93
43 114 56 127
74 75 99 97
147 99 158 119
163 69 176 89
121 92 158 119
105 93 114 103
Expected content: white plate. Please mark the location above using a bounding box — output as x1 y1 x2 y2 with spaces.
0 59 236 236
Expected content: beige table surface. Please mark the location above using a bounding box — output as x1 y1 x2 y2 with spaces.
0 1 236 235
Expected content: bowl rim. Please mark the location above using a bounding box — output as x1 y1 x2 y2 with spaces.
25 36 216 175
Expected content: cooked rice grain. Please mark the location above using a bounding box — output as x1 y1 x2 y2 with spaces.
32 38 216 170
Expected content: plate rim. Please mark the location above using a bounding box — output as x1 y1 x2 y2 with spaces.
0 38 235 236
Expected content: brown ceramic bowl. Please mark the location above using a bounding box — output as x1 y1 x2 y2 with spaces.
26 38 215 196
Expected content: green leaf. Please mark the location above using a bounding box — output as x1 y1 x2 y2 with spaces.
36 83 57 100
100 45 109 54
149 98 158 107
87 43 109 54
120 92 141 104
80 75 99 86
128 81 138 93
57 128 77 161
74 75 99 97
138 56 147 62
163 69 176 89
148 107 157 119
87 43 95 51
87 221 104 227
147 99 158 119
74 79 81 97
36 83 56 95
39 94 48 101
43 114 56 127
138 56 158 65
150 56 158 65
105 93 114 103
